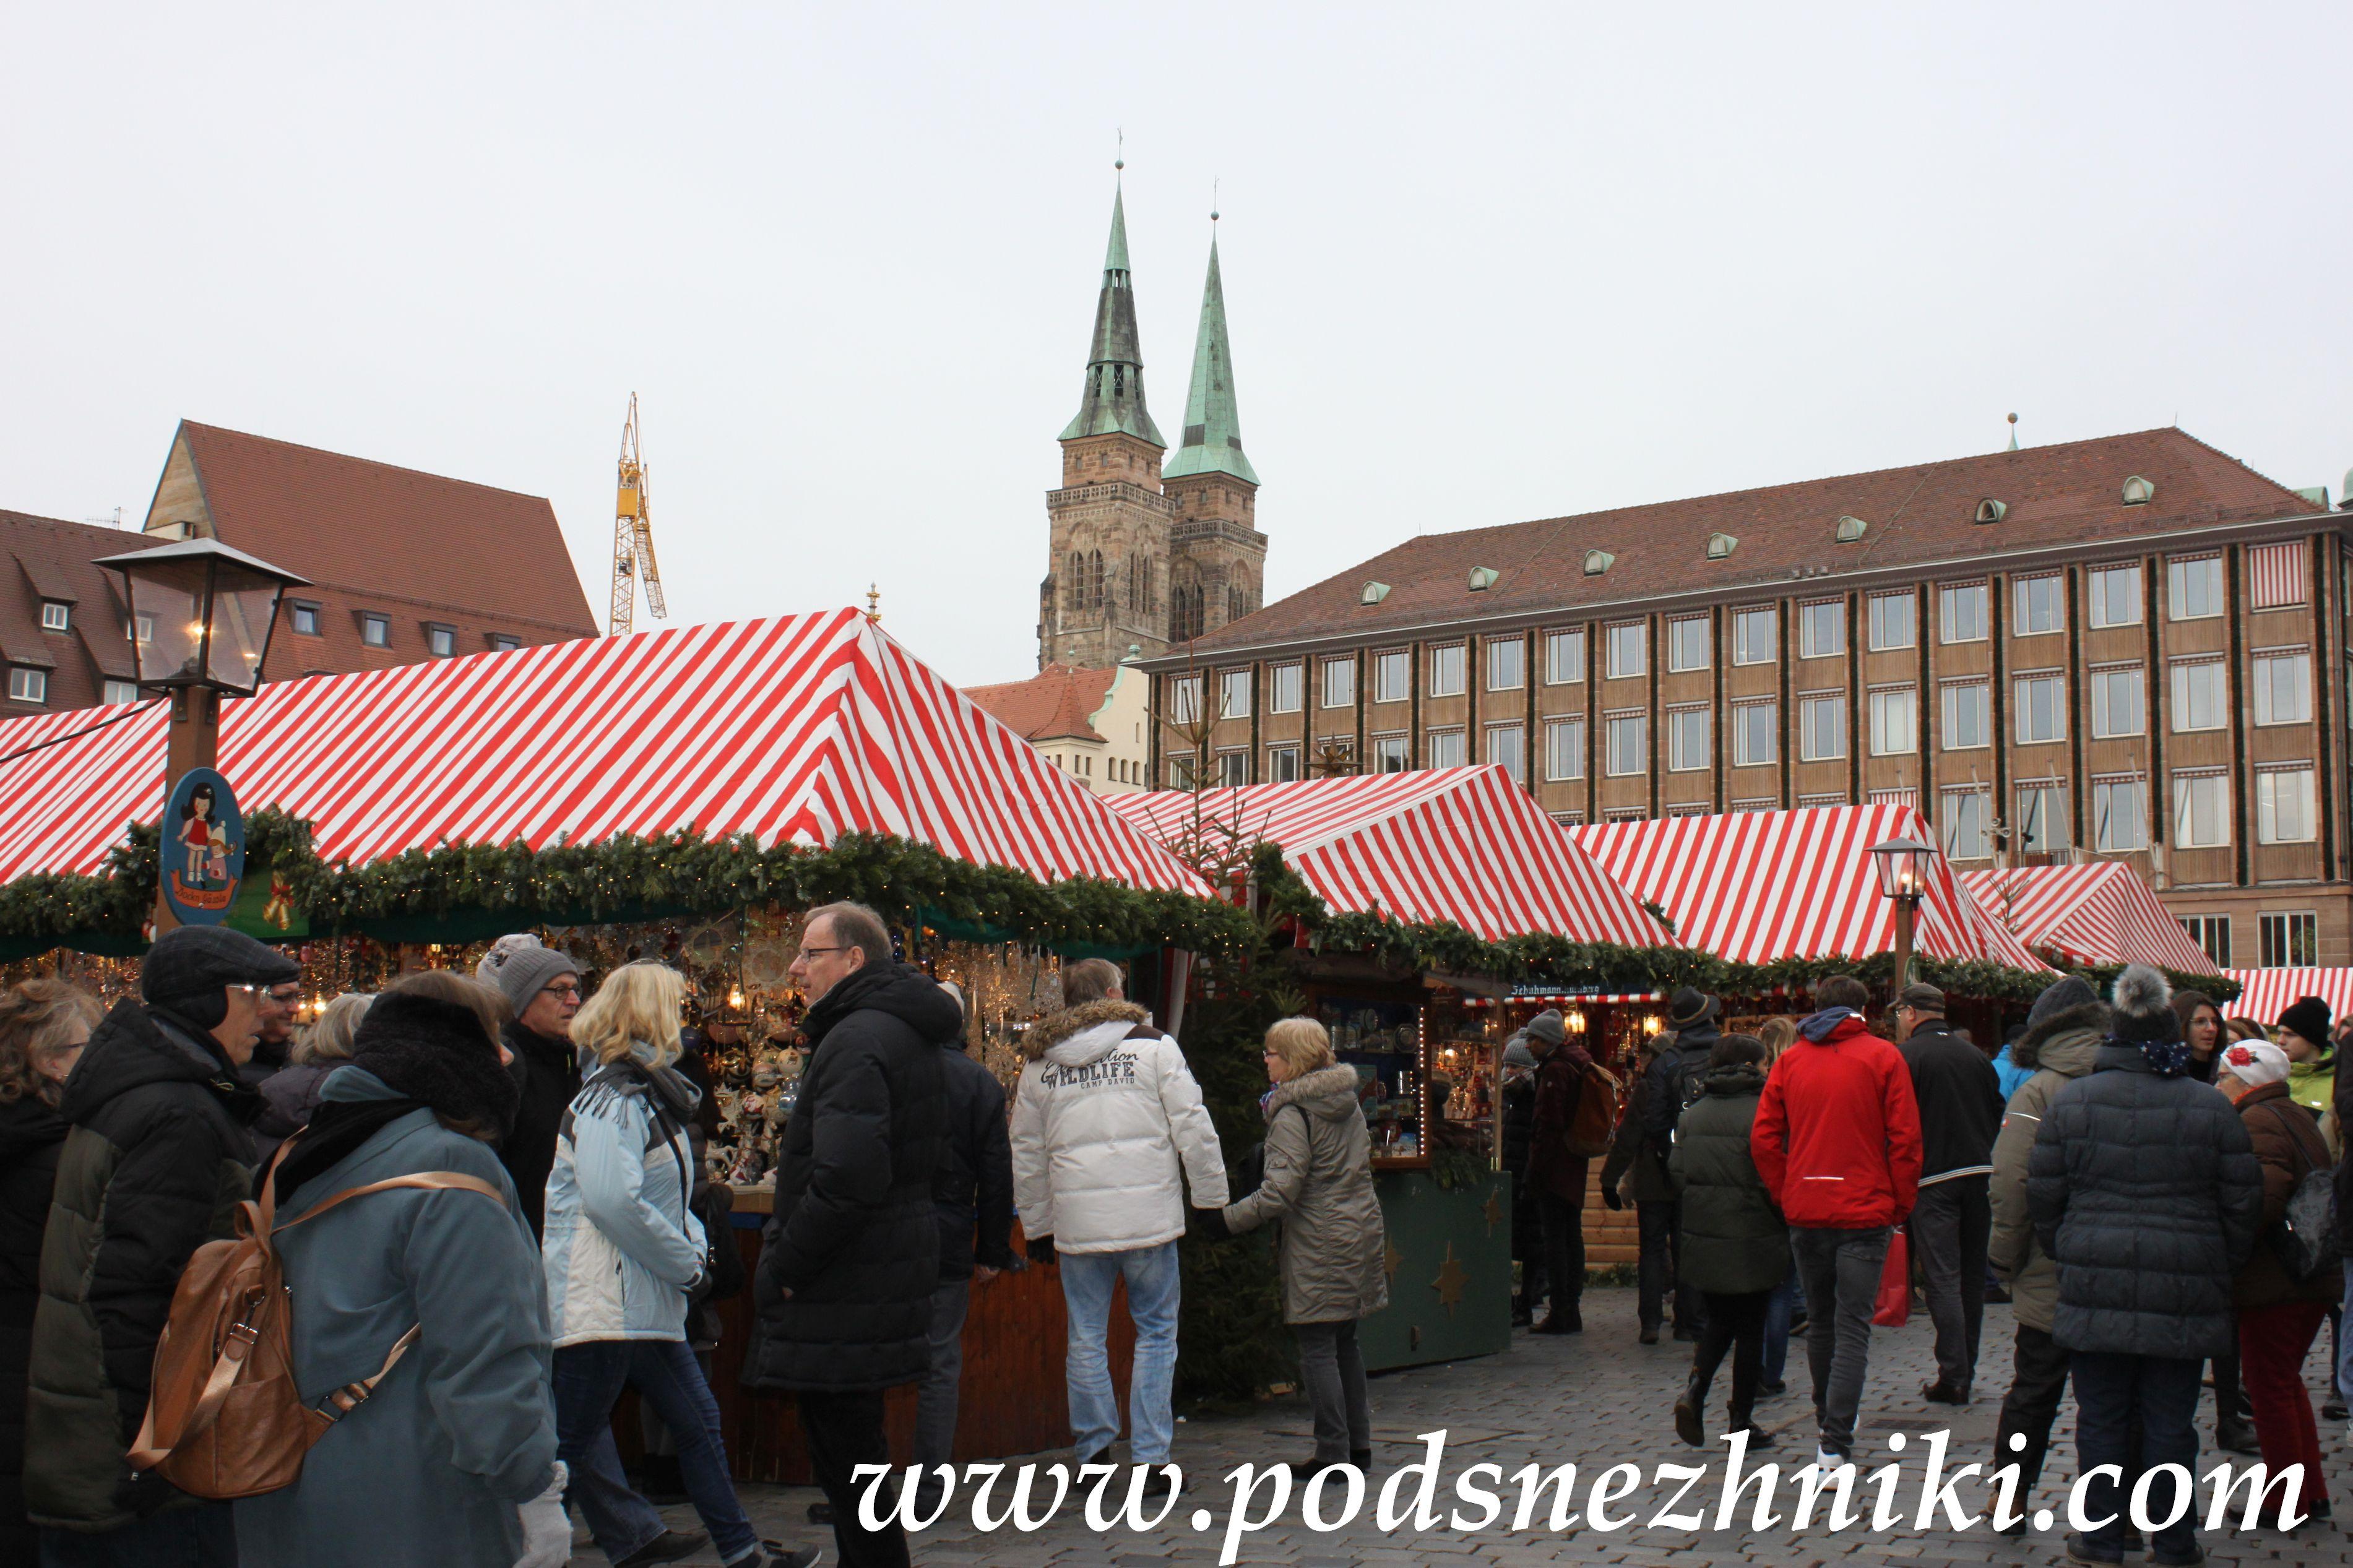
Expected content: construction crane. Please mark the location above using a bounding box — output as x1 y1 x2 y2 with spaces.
609 394 668 637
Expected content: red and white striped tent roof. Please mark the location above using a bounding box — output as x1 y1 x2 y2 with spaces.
1960 862 2219 976
1572 803 2047 970
0 608 1208 895
2222 970 2353 1027
1106 768 1672 946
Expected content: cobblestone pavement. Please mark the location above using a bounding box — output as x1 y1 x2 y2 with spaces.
585 1286 2351 1566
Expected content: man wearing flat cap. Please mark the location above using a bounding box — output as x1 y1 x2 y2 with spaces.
25 925 300 1551
1895 981 2003 1405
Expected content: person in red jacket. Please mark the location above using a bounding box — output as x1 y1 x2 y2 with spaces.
1750 974 1923 1465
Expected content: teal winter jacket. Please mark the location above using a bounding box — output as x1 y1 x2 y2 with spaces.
540 1045 707 1348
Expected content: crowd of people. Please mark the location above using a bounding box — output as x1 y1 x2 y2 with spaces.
1503 963 2346 1566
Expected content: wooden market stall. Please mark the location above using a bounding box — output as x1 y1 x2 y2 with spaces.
1961 861 2223 978
1112 767 1678 1369
2224 968 2353 1023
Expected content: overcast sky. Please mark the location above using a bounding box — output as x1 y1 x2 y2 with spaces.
6 4 2349 686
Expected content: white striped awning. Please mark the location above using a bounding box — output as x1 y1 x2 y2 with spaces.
1961 861 2220 975
1573 803 2047 970
0 608 1209 896
2247 542 2308 610
2221 969 2353 1027
1107 768 1672 946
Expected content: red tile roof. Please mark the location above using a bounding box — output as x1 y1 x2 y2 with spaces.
0 512 163 712
173 421 598 637
1189 428 2326 653
964 664 1118 743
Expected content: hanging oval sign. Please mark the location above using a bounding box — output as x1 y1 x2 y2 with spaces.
161 767 245 926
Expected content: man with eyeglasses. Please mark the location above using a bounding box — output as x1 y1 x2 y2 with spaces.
24 924 298 1559
234 978 304 1098
477 934 585 1240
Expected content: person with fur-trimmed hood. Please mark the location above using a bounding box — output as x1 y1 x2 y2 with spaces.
1009 958 1225 1485
2026 965 2262 1567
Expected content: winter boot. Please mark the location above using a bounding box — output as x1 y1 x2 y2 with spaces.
1673 1369 1708 1448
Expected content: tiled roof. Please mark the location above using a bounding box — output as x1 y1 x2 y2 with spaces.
963 664 1118 744
0 512 164 711
173 422 598 636
1187 428 2325 655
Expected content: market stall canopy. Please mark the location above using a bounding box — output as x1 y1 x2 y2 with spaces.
1960 861 2219 976
1573 803 2046 969
0 608 1209 895
1107 767 1672 945
2222 968 2353 1026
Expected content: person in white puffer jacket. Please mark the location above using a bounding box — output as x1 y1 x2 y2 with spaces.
1011 958 1226 1483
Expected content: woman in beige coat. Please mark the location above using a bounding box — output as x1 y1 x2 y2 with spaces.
1202 1017 1388 1476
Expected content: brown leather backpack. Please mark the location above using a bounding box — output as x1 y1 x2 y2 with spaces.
126 1139 505 1499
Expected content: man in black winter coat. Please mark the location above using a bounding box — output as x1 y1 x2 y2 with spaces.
907 980 1017 1512
1895 982 2003 1405
1639 988 1721 1342
475 934 583 1240
750 903 949 1568
25 925 297 1559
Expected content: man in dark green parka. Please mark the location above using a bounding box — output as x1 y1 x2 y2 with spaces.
1667 1034 1789 1449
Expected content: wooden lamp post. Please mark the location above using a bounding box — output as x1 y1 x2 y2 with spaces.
1869 835 1935 996
94 538 308 933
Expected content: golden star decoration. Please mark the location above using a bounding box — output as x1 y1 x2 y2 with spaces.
1431 1243 1469 1316
1481 1189 1503 1234
1383 1239 1404 1282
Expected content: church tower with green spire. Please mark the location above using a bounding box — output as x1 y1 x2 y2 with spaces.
1161 218 1266 642
1040 176 1178 670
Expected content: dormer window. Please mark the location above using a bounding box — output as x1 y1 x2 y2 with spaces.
1584 549 1615 576
126 613 153 645
1836 515 1868 543
1706 532 1738 560
290 601 321 636
38 602 68 632
1975 499 2008 524
2121 475 2156 506
1360 581 1391 605
1466 566 1500 592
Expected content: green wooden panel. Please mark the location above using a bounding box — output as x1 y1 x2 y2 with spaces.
1358 1169 1512 1372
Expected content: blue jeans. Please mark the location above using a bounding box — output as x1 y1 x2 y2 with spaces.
2338 1264 2353 1404
2070 1351 2202 1562
1762 1271 1798 1385
554 1338 759 1564
1061 1241 1181 1463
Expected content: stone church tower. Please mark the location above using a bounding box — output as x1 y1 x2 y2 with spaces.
1039 182 1266 670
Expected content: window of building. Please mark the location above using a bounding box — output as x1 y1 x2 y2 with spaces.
1167 674 1204 725
1798 601 1844 660
1486 639 1524 692
1667 708 1709 772
127 613 153 644
101 678 138 705
2014 673 2065 744
1868 786 1920 808
1487 723 1525 783
1267 746 1302 783
2253 650 2312 725
1867 593 1915 652
489 634 522 652
1732 700 1777 767
1605 713 1647 776
2260 911 2319 968
1373 650 1410 703
2178 915 2231 968
1868 686 1917 755
1939 582 1988 644
1217 751 1248 788
1219 670 1252 719
1732 606 1776 666
1544 718 1586 781
2014 574 2064 635
1940 788 1992 860
1798 791 1848 809
1605 622 1646 680
5 668 43 704
2248 542 2309 610
1429 644 1466 699
38 602 68 632
1941 681 1990 749
1544 629 1586 685
361 613 391 648
426 624 456 659
2257 767 2316 844
1799 693 1844 760
1551 810 1586 827
2172 772 2230 848
1321 658 1355 709
2089 667 2144 738
1733 797 1779 812
1667 616 1709 673
1428 728 1466 768
1371 734 1410 773
1168 755 1196 790
1268 663 1303 713
2087 566 2141 628
2091 778 2149 852
2168 556 2224 620
2169 660 2227 731
2016 783 2069 852
290 601 321 637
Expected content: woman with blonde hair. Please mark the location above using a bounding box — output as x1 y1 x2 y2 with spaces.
1757 1016 1798 1065
253 991 373 1157
542 962 805 1568
0 979 99 1561
1197 1016 1388 1476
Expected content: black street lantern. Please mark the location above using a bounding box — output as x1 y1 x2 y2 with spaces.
1868 834 1935 994
94 537 310 698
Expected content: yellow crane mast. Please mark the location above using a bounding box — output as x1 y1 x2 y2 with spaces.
609 394 668 636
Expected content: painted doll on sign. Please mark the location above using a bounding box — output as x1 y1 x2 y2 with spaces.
179 782 218 887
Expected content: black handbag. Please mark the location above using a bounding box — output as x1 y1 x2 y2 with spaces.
2261 1102 2341 1286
